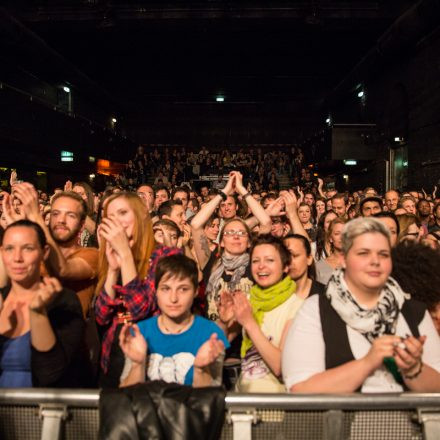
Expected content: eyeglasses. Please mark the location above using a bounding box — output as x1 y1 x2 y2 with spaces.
223 230 248 237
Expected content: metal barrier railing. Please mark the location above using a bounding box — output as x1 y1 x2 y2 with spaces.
0 389 440 440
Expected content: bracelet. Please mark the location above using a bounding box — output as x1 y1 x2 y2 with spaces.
403 361 423 380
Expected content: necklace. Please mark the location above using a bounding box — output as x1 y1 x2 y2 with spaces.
159 315 194 334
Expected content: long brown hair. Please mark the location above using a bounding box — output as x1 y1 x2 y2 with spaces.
96 192 155 293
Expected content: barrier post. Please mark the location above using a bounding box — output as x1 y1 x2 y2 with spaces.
39 404 68 440
417 408 440 440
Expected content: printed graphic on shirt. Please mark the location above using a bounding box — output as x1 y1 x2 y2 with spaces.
147 352 195 384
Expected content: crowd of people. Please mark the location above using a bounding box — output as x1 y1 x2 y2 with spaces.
1 151 440 394
116 145 309 193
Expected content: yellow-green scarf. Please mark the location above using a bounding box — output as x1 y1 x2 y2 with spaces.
241 276 296 358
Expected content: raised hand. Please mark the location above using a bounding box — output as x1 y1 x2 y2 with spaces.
119 323 147 365
280 190 298 215
29 277 62 313
265 197 286 217
64 180 73 192
9 170 17 187
105 240 121 271
222 172 236 196
194 333 225 369
1 193 25 226
232 171 246 196
99 217 131 258
10 183 40 221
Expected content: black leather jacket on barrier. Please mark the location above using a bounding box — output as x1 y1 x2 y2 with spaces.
99 381 226 440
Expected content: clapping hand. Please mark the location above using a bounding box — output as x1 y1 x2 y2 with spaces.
194 333 225 369
232 291 254 329
64 180 73 192
223 172 236 196
29 277 62 313
119 323 147 365
10 183 40 221
265 197 286 217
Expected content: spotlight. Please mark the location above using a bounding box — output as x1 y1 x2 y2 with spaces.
344 160 357 166
216 96 225 102
111 118 117 123
394 137 403 142
325 118 330 123
357 91 364 98
63 86 70 93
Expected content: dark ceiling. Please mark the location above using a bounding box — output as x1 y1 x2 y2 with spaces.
3 1 415 116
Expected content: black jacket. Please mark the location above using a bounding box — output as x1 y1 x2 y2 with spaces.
99 381 226 440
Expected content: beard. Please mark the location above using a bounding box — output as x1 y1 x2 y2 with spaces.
50 223 82 243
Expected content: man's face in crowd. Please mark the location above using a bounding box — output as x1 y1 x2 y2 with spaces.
168 205 186 231
361 201 382 217
220 196 238 219
201 187 209 198
173 191 189 210
271 217 286 238
402 198 416 215
418 200 431 218
155 189 169 208
50 196 83 243
137 185 154 211
304 193 315 206
385 191 399 212
331 198 346 217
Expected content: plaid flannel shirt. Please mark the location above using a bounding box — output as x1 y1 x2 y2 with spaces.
95 246 182 374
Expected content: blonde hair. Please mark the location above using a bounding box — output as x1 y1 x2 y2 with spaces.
96 192 155 293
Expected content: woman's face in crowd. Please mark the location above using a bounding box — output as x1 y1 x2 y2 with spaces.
1 226 47 285
221 220 249 255
73 185 88 202
343 232 392 297
284 237 312 281
377 217 398 247
326 199 333 211
298 205 311 224
402 222 423 242
205 218 220 242
324 212 337 231
251 244 285 288
106 197 137 240
330 223 344 251
316 200 325 215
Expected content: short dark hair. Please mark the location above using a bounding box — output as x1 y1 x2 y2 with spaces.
155 254 198 291
2 219 47 248
158 199 183 218
374 211 400 236
250 234 291 270
172 186 190 200
331 193 347 204
283 233 316 280
153 219 181 237
154 185 170 198
51 191 87 221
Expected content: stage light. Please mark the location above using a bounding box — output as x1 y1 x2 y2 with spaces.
111 118 117 123
344 160 357 166
89 174 96 179
394 137 403 142
325 118 330 123
357 91 364 98
216 96 224 102
63 86 70 93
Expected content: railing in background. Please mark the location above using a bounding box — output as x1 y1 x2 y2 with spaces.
0 389 440 440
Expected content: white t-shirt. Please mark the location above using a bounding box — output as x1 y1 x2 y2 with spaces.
282 294 440 392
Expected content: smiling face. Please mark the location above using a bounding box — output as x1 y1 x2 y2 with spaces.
1 226 48 286
343 232 392 299
106 197 137 239
220 196 238 219
251 243 286 288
